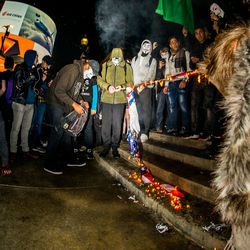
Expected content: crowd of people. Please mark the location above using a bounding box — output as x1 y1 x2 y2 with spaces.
0 2 231 176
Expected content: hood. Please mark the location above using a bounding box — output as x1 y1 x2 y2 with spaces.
88 59 100 76
138 39 153 56
24 50 37 68
110 48 124 60
73 59 84 75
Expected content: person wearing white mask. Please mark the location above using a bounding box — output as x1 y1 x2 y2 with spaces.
131 39 157 142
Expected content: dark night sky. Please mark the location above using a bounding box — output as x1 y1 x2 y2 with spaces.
3 0 248 71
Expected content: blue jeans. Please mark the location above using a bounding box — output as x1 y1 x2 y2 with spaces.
0 111 8 165
167 80 189 130
31 101 46 147
155 89 169 130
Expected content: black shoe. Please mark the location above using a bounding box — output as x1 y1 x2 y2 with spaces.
179 127 189 137
112 150 120 159
67 158 86 167
86 149 94 160
44 166 63 175
166 129 178 136
99 148 110 158
199 132 211 141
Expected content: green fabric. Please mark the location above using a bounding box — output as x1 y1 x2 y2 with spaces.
97 48 133 104
155 0 194 34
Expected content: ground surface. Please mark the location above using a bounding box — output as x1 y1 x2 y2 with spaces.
0 156 201 250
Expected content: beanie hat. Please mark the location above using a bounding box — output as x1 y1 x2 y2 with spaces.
88 60 100 76
42 55 52 65
24 50 37 68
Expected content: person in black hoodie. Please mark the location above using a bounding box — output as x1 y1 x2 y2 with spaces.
10 49 39 163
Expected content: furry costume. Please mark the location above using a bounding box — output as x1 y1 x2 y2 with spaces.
199 22 250 250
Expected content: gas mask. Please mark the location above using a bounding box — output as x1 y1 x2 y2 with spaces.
112 57 122 66
83 68 94 79
141 42 151 56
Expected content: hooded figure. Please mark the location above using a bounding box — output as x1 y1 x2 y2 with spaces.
131 39 157 142
199 22 250 250
131 39 157 86
98 48 133 158
10 49 39 162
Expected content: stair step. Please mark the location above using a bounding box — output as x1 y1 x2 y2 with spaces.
149 132 212 150
139 139 215 171
94 147 229 250
119 143 217 204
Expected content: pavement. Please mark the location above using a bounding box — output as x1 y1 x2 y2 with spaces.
0 155 201 250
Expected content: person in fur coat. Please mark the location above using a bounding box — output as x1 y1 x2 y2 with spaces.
199 21 249 250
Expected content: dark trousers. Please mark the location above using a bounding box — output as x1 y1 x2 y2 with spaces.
78 113 93 149
45 104 73 166
101 103 125 150
135 88 152 135
156 89 169 130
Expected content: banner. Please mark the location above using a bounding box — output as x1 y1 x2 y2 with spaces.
155 0 194 34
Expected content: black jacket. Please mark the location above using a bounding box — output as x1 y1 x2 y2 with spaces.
11 62 39 105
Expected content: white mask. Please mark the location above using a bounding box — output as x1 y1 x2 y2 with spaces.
142 42 151 54
84 68 94 79
112 57 122 66
161 52 168 59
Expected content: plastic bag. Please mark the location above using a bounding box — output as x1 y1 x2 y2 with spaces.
61 104 88 137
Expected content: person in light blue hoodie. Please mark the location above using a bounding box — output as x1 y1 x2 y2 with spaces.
10 49 39 162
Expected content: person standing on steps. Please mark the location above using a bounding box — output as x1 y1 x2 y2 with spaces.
98 48 133 158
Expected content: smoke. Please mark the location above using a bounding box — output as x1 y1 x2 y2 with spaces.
95 0 162 55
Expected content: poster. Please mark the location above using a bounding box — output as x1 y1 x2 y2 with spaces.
0 1 56 71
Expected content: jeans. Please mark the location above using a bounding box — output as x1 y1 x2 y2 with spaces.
135 88 152 135
0 111 8 165
45 104 73 166
31 101 46 147
155 89 169 130
101 103 125 149
10 102 34 153
167 80 189 130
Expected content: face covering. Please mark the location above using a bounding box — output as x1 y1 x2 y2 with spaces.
161 52 168 59
84 68 94 79
112 57 122 66
141 42 151 56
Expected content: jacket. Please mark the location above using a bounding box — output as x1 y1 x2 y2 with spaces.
46 60 84 114
97 48 133 104
11 50 38 105
131 39 157 86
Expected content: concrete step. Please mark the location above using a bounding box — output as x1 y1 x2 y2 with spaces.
119 143 217 204
149 132 212 150
140 138 215 171
94 147 229 250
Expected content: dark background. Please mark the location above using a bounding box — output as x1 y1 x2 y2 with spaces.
1 0 248 71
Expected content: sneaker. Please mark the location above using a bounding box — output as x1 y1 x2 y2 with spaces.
99 148 110 158
140 133 148 143
67 158 86 167
199 132 211 141
185 134 199 139
86 149 94 160
32 146 46 154
112 150 120 159
40 140 48 148
23 151 39 159
166 129 178 136
44 166 63 175
179 128 190 137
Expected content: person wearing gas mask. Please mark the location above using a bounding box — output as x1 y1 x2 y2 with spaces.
131 39 157 142
45 59 91 175
98 48 133 158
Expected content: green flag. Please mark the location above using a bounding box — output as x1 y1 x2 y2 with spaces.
155 0 194 34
